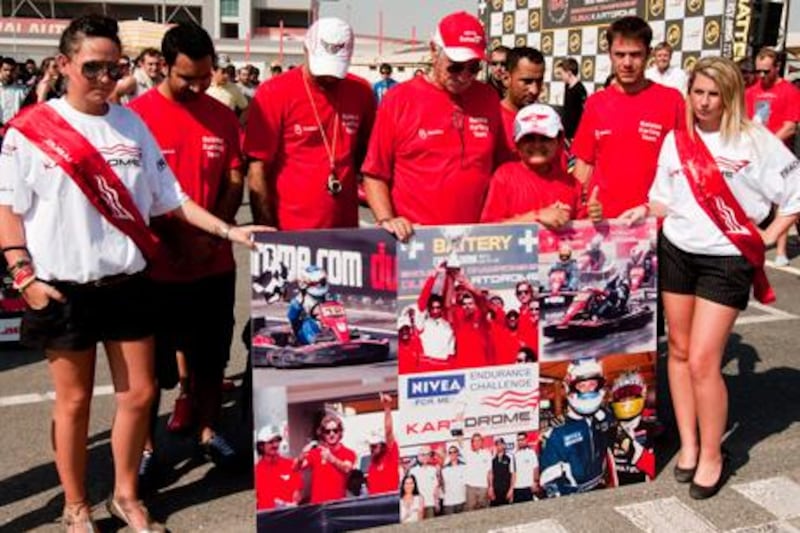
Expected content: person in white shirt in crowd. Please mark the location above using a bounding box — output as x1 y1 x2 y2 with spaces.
0 16 266 532
399 474 425 523
513 431 540 502
415 294 455 363
645 42 688 95
111 47 164 103
0 57 28 133
440 445 467 514
408 445 441 519
206 55 249 120
462 432 492 511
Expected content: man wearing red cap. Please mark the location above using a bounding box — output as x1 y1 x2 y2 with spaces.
362 11 508 240
244 18 375 229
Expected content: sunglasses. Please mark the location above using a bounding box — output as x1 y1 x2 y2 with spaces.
81 60 124 81
447 61 482 75
322 426 342 435
517 289 531 296
449 450 459 454
490 61 506 67
755 69 771 76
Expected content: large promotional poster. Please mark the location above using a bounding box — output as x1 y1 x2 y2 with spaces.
251 229 399 532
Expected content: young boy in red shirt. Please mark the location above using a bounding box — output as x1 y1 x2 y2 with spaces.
481 104 601 226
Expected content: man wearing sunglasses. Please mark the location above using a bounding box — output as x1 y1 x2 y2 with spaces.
488 45 510 99
297 413 356 504
362 11 509 241
745 47 800 266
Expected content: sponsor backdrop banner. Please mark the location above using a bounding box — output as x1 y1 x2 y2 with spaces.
480 0 780 105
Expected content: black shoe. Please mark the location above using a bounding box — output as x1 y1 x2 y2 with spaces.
202 433 237 467
673 463 697 484
137 450 157 492
689 455 731 500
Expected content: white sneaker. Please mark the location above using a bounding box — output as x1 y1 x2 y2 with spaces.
774 255 790 267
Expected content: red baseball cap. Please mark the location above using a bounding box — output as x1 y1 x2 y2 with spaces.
433 11 487 62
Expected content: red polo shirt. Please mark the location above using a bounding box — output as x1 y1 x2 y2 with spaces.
745 79 800 144
572 83 684 218
480 160 581 223
307 444 357 504
244 68 375 229
362 76 508 224
255 456 303 510
367 440 400 494
129 89 240 282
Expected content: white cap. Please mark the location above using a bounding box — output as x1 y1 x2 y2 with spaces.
513 104 564 142
217 53 234 69
304 17 354 79
256 425 282 442
367 430 385 445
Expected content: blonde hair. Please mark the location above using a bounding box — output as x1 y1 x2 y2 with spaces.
685 56 751 143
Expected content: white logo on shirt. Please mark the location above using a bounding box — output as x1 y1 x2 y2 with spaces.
714 197 750 235
638 121 663 143
418 128 444 140
202 136 225 159
94 174 135 221
595 129 612 139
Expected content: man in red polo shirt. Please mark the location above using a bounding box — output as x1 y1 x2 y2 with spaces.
499 47 545 157
366 392 400 494
244 17 375 229
129 23 243 466
572 16 684 219
745 47 800 267
255 425 302 510
362 11 508 241
297 413 357 504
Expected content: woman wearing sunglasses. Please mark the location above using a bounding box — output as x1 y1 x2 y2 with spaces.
0 15 267 532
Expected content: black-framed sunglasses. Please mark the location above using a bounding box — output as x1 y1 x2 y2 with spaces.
81 60 124 81
490 61 506 67
323 426 342 435
447 60 482 75
755 69 771 76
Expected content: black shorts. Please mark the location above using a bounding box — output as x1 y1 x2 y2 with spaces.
21 274 155 351
152 271 235 385
659 235 755 310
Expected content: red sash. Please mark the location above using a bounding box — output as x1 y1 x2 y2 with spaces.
674 129 774 304
10 103 162 262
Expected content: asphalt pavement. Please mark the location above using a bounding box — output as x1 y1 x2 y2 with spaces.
1 228 800 532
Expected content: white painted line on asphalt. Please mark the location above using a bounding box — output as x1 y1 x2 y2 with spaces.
747 302 798 319
615 496 718 533
0 384 114 408
488 519 570 533
733 477 800 520
726 520 800 533
736 301 799 326
765 260 800 276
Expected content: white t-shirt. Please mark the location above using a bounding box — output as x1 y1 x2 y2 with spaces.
645 66 688 95
417 315 455 360
408 464 439 506
441 462 467 506
463 447 492 488
400 495 423 523
513 448 539 489
0 98 187 282
650 127 800 256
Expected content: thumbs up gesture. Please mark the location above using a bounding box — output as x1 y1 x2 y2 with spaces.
586 186 603 222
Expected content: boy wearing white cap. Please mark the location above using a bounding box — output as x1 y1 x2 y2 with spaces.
480 104 601 226
244 18 375 230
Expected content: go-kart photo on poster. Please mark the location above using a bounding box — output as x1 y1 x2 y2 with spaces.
253 385 400 531
397 364 541 519
397 224 539 374
538 352 657 498
250 228 397 387
538 219 658 362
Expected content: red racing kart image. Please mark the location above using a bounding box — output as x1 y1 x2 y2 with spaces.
252 301 390 368
543 287 654 342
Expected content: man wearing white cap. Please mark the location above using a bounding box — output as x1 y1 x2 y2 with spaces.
254 425 302 510
244 18 375 230
366 392 400 494
362 11 509 241
481 104 594 226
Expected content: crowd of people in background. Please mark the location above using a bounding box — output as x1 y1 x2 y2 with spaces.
1 6 799 532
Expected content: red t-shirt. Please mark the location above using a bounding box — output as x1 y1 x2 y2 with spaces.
452 307 492 368
491 322 523 365
255 456 303 510
129 89 240 281
518 305 538 355
362 76 509 224
745 79 800 143
480 160 581 223
307 444 357 504
367 440 400 494
243 68 376 229
571 83 685 218
500 103 517 157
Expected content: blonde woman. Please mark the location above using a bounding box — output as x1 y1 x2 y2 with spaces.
621 56 800 499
